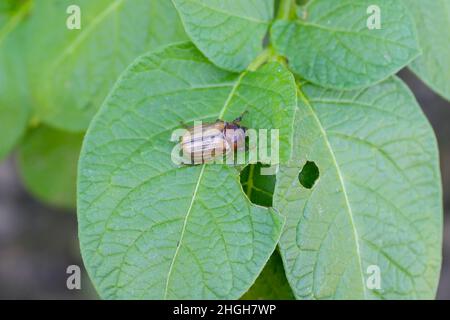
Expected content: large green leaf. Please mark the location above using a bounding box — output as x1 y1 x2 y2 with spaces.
26 0 187 132
0 0 32 160
275 77 442 299
78 42 297 299
172 0 273 72
241 249 295 300
271 0 420 89
408 0 450 102
17 126 83 209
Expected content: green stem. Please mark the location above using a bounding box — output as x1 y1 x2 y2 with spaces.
248 46 290 71
247 47 274 71
277 0 296 20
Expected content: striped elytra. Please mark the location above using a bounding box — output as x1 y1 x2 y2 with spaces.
181 116 247 165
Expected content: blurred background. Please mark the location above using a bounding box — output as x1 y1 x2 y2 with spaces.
0 69 449 299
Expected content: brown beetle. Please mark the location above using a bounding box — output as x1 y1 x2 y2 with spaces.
181 113 247 165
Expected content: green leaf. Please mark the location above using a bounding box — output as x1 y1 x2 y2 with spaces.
275 77 442 299
271 0 420 89
408 0 450 102
0 0 31 160
17 126 83 209
0 0 27 13
26 0 187 132
77 42 297 299
241 249 295 300
172 0 273 72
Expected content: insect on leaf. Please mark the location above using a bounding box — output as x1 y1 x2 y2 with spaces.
77 42 297 299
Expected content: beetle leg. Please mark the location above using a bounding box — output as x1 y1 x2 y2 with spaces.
181 160 199 167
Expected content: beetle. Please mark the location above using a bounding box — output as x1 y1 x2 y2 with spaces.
181 113 247 165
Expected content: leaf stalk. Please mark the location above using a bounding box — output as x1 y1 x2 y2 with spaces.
277 0 297 20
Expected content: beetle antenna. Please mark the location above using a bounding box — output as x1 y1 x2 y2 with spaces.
179 120 189 129
234 110 248 124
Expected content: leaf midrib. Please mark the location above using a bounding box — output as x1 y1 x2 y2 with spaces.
163 165 206 299
297 86 368 299
163 71 246 298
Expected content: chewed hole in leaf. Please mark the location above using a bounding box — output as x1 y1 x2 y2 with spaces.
298 161 319 189
240 162 276 208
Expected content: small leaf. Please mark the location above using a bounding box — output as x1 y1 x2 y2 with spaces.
408 0 450 102
0 0 31 160
241 249 295 300
271 0 420 89
172 0 274 72
18 126 83 209
26 0 187 132
78 42 297 299
275 77 442 299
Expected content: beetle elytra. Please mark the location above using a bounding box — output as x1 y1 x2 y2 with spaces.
181 114 247 165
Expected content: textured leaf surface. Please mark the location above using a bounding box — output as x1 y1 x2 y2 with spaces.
0 1 31 160
26 0 187 132
173 0 273 72
18 126 83 209
241 250 295 300
78 43 297 299
408 0 450 101
271 0 420 89
274 77 442 299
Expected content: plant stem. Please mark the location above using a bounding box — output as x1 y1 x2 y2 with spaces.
247 47 275 71
277 0 296 20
